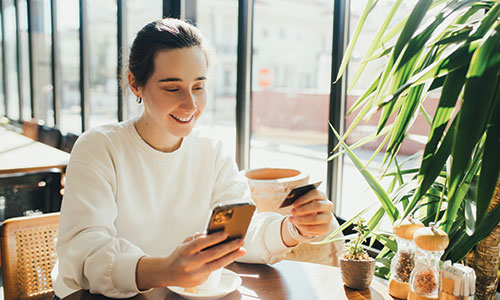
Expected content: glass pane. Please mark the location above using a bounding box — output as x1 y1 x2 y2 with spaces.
58 0 81 134
88 0 117 129
125 0 161 120
195 0 238 157
3 0 19 120
18 0 31 120
31 0 53 126
340 1 423 224
0 8 4 116
250 1 333 187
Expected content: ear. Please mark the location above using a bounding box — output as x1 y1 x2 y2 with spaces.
128 72 142 97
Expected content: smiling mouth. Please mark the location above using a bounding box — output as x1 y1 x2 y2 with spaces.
170 114 194 123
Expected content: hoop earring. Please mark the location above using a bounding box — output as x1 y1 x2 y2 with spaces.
136 97 142 104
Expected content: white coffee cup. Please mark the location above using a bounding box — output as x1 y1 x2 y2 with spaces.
196 268 223 290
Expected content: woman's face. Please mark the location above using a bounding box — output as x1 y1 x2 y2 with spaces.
138 46 208 139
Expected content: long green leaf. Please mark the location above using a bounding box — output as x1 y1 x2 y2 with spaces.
330 124 399 222
328 124 393 161
347 74 380 115
468 21 500 77
404 117 457 217
476 75 500 226
316 208 369 244
419 66 467 176
446 203 500 262
367 207 385 232
348 0 403 91
391 0 433 67
469 2 500 40
449 27 500 211
444 139 483 232
373 233 397 253
382 41 478 105
335 0 378 82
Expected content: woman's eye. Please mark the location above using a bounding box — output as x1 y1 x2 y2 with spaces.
165 88 179 92
193 86 205 91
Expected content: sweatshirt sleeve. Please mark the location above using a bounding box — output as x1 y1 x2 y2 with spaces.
53 131 146 298
210 141 292 264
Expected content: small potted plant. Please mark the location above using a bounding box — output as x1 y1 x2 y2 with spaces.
340 218 375 290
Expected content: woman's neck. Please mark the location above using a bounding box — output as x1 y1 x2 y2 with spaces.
134 116 182 153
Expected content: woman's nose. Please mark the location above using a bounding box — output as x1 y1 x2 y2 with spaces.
181 92 197 111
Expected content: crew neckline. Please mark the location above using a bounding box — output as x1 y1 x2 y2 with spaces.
124 118 191 160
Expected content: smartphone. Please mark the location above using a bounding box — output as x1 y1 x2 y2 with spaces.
206 203 256 243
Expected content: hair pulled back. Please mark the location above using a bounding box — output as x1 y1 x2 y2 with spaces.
128 18 209 87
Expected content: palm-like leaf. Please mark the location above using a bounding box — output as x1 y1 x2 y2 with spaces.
332 0 500 268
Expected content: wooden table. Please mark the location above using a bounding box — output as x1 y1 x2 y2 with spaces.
63 260 393 300
0 127 70 174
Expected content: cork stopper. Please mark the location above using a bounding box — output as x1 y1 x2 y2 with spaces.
393 216 425 240
413 223 449 251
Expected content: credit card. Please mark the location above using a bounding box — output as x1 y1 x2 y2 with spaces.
279 181 322 208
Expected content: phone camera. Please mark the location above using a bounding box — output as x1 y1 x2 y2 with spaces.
213 208 233 225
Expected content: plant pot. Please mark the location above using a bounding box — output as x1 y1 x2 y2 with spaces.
243 168 342 266
340 257 375 290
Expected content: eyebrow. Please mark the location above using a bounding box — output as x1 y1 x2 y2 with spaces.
158 76 207 82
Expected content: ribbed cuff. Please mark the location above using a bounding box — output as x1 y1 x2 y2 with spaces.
112 252 145 293
264 216 291 253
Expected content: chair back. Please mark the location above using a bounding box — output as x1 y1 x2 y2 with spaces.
0 213 59 300
0 169 63 222
59 132 79 153
21 119 40 141
38 125 62 148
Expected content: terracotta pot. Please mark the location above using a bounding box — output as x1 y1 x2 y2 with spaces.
243 168 342 266
340 257 375 290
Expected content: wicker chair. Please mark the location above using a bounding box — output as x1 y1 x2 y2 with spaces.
0 213 59 300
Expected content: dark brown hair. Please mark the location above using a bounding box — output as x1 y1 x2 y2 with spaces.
128 18 210 87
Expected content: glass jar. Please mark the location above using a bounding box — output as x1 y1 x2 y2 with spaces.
389 237 417 298
389 217 423 299
408 247 443 300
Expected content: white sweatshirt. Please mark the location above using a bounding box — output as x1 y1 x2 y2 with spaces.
52 119 291 298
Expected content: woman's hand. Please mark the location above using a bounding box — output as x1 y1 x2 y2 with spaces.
136 231 245 290
281 189 334 247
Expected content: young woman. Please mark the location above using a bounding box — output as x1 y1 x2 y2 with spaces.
52 18 336 298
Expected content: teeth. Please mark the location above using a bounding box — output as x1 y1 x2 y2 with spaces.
171 114 193 122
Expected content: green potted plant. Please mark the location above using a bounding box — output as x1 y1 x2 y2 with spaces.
323 0 500 298
339 218 376 290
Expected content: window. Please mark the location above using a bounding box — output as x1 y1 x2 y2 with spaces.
58 0 81 134
0 7 4 116
3 0 19 120
125 0 162 120
31 0 53 126
87 0 118 128
18 0 31 121
195 0 238 156
250 0 334 187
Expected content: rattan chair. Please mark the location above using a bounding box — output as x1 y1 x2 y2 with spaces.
0 213 59 300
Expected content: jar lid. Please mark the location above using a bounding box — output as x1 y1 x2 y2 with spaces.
413 223 449 251
392 216 424 240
